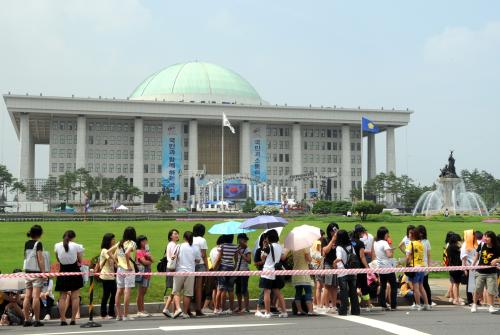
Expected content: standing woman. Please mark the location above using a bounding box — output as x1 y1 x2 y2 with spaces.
192 224 208 316
417 225 433 305
292 246 314 315
108 226 137 321
54 230 85 325
406 228 430 311
333 230 360 316
98 233 116 319
374 226 397 311
136 235 153 317
172 231 200 319
22 225 46 327
471 231 500 313
162 229 179 317
321 222 339 313
353 226 371 309
446 233 464 305
214 234 238 314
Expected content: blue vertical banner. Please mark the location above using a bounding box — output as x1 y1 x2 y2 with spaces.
250 124 267 182
162 122 182 199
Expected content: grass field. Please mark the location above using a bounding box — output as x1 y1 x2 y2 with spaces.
0 214 498 303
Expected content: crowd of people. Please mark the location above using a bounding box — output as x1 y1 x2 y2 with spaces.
1 222 499 327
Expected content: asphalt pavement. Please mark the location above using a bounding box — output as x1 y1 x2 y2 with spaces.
2 305 498 335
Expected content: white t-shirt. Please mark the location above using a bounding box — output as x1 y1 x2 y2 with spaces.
460 243 477 265
54 241 84 265
421 239 431 266
262 243 282 280
176 242 197 272
335 245 354 278
360 233 374 255
209 246 219 268
192 236 208 265
166 241 178 260
374 240 392 268
401 236 410 248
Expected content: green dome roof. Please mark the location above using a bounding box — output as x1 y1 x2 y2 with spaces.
130 61 265 105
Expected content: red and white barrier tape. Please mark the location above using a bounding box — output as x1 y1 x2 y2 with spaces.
0 265 495 279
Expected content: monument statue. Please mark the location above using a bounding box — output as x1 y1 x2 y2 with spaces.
438 151 458 178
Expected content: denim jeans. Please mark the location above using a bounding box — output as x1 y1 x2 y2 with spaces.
294 285 313 302
338 275 360 315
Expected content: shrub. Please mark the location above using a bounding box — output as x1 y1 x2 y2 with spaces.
155 194 173 212
331 201 352 214
254 205 279 215
312 200 332 214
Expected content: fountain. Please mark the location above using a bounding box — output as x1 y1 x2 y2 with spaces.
412 151 489 216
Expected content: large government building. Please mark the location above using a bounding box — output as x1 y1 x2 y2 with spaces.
3 61 411 206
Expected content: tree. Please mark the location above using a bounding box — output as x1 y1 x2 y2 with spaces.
127 186 142 203
75 168 90 204
352 200 377 221
242 197 256 213
0 164 13 202
350 188 362 201
57 171 77 201
41 176 58 210
10 180 26 212
461 169 499 208
156 193 173 212
114 175 130 201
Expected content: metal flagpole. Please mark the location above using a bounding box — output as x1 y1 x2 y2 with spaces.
221 113 224 211
361 118 364 201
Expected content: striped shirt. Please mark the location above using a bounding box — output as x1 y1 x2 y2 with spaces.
219 243 238 268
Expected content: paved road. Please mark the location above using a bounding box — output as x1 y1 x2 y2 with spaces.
3 306 498 335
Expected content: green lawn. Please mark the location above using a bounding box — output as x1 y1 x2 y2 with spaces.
0 214 498 303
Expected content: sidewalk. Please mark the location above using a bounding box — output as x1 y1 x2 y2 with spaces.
66 278 457 318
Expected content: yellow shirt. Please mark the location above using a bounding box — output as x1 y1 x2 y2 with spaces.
406 241 424 267
292 249 313 286
112 240 137 270
99 248 115 280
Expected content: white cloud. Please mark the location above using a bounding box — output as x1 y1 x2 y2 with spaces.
424 22 500 69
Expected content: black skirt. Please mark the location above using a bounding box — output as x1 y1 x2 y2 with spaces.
55 262 84 292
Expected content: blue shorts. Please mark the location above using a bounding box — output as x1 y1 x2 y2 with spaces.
217 264 235 291
408 272 425 284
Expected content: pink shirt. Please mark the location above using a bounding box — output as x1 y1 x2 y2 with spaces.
137 249 152 279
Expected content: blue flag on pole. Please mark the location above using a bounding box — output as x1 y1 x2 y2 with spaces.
362 117 380 133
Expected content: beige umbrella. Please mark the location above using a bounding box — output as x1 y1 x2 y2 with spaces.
284 225 321 251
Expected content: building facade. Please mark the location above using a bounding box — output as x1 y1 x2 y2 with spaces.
3 61 411 205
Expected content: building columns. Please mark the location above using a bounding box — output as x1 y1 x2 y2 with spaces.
386 127 396 175
291 123 303 201
341 124 351 200
133 117 144 202
188 120 198 208
367 133 376 180
19 113 32 182
76 115 87 170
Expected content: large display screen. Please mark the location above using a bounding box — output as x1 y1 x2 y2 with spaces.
223 184 247 199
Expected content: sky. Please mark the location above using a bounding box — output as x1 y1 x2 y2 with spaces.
0 0 499 186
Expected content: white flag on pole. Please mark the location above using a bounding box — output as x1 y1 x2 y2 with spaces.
222 113 235 134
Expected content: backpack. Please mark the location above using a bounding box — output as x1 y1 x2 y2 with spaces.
342 245 361 269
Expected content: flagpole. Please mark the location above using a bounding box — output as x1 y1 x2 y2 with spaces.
361 118 364 201
221 113 224 211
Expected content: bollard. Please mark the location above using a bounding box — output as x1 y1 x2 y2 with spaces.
80 270 102 328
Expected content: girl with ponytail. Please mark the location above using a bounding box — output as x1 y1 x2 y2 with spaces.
54 230 85 325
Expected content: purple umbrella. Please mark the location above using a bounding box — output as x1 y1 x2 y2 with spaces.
239 215 288 230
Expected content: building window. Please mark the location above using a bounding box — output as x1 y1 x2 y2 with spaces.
130 137 134 145
327 142 331 150
285 128 290 136
351 156 356 164
89 136 94 145
109 164 114 173
351 168 356 176
273 154 277 162
144 178 148 187
303 142 308 150
117 164 121 173
66 163 72 172
130 164 134 173
184 178 188 187
285 167 290 175
95 163 100 173
285 154 289 162
123 164 128 173
123 150 128 159
157 164 162 173
357 142 361 151
321 129 326 137
52 163 57 173
279 154 283 162
130 151 134 159
184 152 188 160
357 168 362 176
144 164 149 173
116 151 121 159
